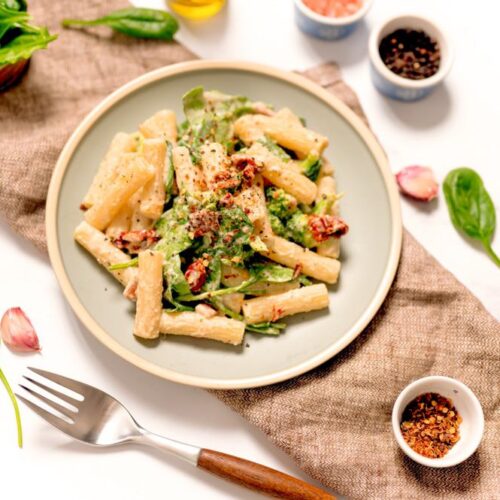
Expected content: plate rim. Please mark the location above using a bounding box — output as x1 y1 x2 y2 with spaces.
46 60 402 389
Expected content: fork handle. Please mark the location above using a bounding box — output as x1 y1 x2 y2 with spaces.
197 449 334 499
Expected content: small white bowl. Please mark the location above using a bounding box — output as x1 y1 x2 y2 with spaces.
369 14 453 101
294 0 373 40
392 376 484 468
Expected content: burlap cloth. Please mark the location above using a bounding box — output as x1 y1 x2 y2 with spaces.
1 1 498 498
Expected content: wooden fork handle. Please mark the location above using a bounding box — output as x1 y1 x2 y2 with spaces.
197 449 335 499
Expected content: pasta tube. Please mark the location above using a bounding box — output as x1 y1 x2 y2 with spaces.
134 250 164 339
233 174 270 235
81 132 137 209
172 146 205 193
261 234 341 284
248 143 317 204
200 142 231 188
160 312 245 346
105 201 134 240
84 154 155 231
264 108 328 158
233 114 270 144
139 138 167 220
219 293 245 314
139 110 177 142
243 284 329 324
73 221 137 286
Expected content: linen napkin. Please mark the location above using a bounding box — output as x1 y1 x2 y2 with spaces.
1 1 498 498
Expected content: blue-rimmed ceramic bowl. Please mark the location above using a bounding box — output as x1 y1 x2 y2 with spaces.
369 14 453 102
294 0 373 40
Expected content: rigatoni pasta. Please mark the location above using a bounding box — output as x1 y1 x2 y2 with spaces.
75 87 349 346
134 250 164 339
84 154 155 230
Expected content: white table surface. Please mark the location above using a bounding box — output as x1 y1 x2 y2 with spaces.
1 1 499 499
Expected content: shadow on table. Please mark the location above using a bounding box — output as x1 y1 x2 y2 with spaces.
298 21 370 67
399 449 481 494
381 84 453 129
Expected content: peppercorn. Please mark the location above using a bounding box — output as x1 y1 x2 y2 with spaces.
379 29 441 80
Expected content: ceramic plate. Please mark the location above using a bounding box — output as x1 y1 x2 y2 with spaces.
46 61 402 389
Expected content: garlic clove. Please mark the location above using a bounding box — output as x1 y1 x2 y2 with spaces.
396 166 439 202
0 307 41 352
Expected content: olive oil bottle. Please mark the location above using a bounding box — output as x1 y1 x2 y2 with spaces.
168 0 226 20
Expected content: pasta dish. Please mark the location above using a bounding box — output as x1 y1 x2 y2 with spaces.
74 87 348 346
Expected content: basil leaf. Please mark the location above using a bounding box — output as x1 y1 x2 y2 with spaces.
0 28 57 66
443 167 499 266
62 8 179 41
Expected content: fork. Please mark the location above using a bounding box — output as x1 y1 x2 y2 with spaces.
17 367 334 499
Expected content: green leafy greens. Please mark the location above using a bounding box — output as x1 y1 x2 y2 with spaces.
0 3 56 67
443 168 499 266
178 86 255 162
62 8 179 41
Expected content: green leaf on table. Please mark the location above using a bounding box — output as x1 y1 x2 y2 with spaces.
0 27 57 66
443 167 499 267
62 8 179 41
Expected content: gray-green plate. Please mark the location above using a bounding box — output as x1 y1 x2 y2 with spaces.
46 61 402 389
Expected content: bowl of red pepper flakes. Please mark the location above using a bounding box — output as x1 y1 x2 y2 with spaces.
392 376 484 468
369 14 454 101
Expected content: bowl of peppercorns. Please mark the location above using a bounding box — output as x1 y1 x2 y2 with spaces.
392 376 484 468
369 14 453 101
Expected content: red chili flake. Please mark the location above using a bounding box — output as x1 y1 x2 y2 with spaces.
113 229 160 253
401 393 462 459
272 306 284 322
187 209 220 238
185 259 207 292
308 215 349 242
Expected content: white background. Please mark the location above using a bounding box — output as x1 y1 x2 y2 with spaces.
1 1 499 499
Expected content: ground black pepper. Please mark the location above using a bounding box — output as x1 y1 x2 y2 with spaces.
379 29 441 80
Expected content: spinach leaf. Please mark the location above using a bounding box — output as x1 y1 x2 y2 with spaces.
245 322 286 335
154 199 192 258
182 86 206 124
178 86 255 161
1 0 26 11
164 141 174 203
163 254 191 296
300 154 321 181
249 263 295 283
443 168 499 266
62 8 179 41
0 27 57 66
108 257 138 271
